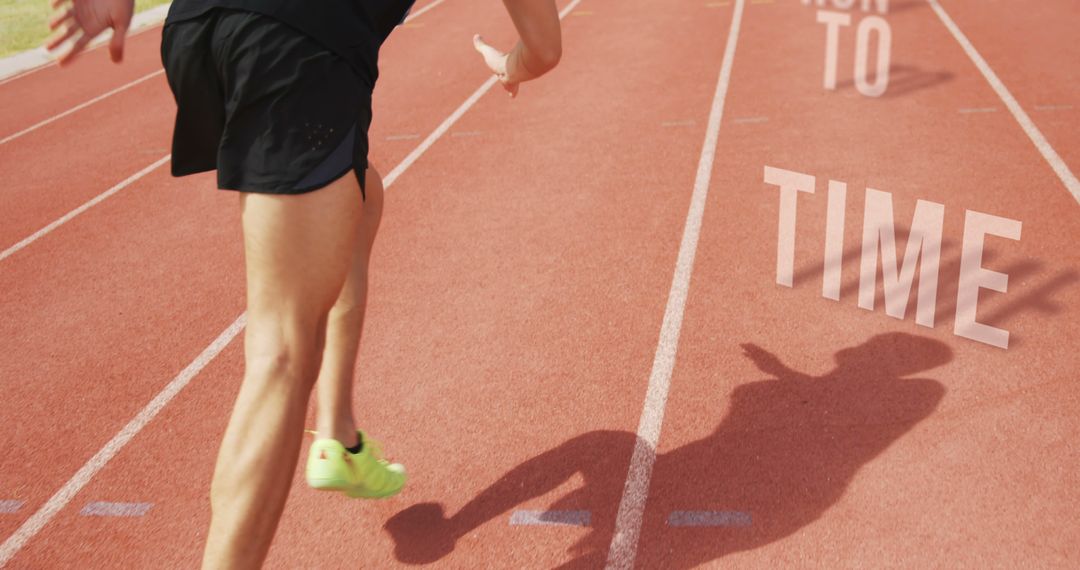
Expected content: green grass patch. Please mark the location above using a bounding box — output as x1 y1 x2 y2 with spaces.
0 0 170 58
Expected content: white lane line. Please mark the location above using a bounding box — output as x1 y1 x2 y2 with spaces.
0 0 443 144
386 133 421 141
80 502 152 517
0 502 23 515
927 0 1080 205
604 1 744 568
0 4 171 85
384 0 585 187
509 510 591 526
957 106 997 114
0 315 244 566
404 0 449 23
0 1 586 564
0 155 170 264
0 70 165 146
667 511 752 527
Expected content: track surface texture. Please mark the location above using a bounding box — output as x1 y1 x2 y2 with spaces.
0 0 1077 568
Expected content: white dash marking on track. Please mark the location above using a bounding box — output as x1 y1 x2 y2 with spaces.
0 501 24 515
0 315 244 566
0 1 587 564
667 511 752 527
1034 104 1073 112
732 116 768 124
386 133 422 141
80 502 152 517
928 0 1080 205
0 70 165 146
661 120 697 127
604 1 745 569
957 107 997 114
0 155 170 264
510 510 591 526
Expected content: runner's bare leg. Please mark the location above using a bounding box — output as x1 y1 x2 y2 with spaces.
201 173 364 569
314 165 385 446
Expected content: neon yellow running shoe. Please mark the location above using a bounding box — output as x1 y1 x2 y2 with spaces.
305 431 406 499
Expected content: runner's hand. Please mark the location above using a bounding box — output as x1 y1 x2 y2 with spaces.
473 35 519 98
46 0 134 65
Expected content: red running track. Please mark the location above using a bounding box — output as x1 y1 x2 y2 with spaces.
0 0 1077 567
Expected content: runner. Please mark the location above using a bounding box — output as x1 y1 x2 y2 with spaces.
45 0 564 568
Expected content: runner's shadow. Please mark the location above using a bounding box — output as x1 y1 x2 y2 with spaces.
385 333 948 567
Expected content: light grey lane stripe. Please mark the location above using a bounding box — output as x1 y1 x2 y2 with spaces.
732 116 768 124
0 315 244 566
0 502 23 515
0 155 170 263
510 510 591 527
80 502 152 517
660 120 697 127
0 70 165 146
928 0 1080 205
668 511 751 527
386 133 421 141
403 0 448 23
384 0 585 187
957 107 997 114
604 1 746 568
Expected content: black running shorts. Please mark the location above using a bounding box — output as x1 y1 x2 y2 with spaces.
161 9 370 197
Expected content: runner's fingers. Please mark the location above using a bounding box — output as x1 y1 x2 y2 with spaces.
48 7 74 30
50 0 69 9
109 24 127 62
58 34 92 66
45 22 79 51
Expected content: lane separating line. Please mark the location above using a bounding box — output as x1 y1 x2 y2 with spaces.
0 315 244 566
0 502 23 515
0 3 171 85
957 107 996 114
404 0 449 23
0 0 456 256
0 0 448 137
0 0 585 564
604 0 745 568
0 155 170 263
927 0 1080 205
0 70 165 146
383 0 584 187
510 510 591 526
667 511 752 527
80 502 152 517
